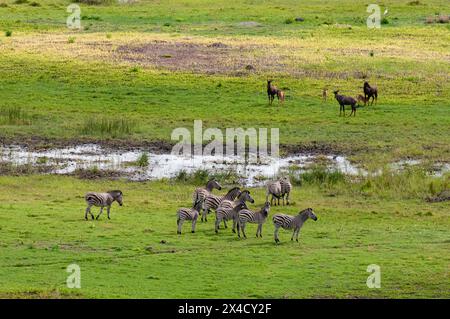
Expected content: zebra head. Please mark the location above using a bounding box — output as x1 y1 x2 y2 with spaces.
108 190 123 206
207 179 222 191
300 208 317 221
239 190 255 204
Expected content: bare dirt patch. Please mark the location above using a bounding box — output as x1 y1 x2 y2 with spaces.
114 40 285 75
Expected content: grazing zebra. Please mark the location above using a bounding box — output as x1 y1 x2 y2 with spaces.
215 190 254 234
266 179 282 206
237 202 271 239
176 200 202 234
84 190 123 220
280 177 292 205
192 179 222 206
201 187 241 222
272 208 318 243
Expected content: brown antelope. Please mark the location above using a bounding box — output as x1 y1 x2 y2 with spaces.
334 90 357 117
356 94 369 106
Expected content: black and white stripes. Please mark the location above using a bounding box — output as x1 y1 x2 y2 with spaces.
201 187 241 222
176 200 202 234
237 202 270 238
272 208 317 243
84 190 123 220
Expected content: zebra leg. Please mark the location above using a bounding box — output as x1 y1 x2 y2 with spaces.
96 207 104 220
241 223 247 239
107 206 111 219
191 218 197 233
282 194 285 206
258 224 263 238
291 227 297 241
296 229 301 242
237 220 240 238
286 192 290 205
232 218 236 233
85 205 93 220
177 219 183 234
223 220 228 229
201 207 207 222
274 225 280 243
215 218 220 234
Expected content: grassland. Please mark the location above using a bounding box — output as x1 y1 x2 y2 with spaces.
0 0 449 166
0 174 448 298
0 0 449 299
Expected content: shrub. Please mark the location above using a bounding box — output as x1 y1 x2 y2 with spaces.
68 36 76 43
14 0 28 4
29 1 40 6
135 153 149 168
381 17 389 25
5 30 12 37
0 3 8 7
81 117 135 137
301 165 346 186
0 106 31 125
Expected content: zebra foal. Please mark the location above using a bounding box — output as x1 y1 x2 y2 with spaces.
84 190 123 220
176 200 202 234
237 202 270 239
272 208 317 243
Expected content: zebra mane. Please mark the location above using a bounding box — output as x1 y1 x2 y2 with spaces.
226 187 240 194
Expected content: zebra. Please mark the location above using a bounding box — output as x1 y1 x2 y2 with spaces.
201 187 241 222
280 177 292 205
84 190 123 220
192 179 222 207
266 179 282 206
176 199 202 234
215 190 254 234
237 202 270 239
272 208 317 243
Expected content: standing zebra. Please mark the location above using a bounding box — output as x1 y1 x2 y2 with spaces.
215 190 254 234
176 199 202 234
202 187 241 223
84 190 123 220
237 202 270 239
192 179 222 206
272 208 317 243
280 177 292 206
266 179 282 206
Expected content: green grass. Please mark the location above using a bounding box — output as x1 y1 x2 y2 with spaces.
0 1 448 165
0 174 448 298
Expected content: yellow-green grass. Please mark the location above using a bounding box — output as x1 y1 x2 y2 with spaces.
1 1 449 166
0 174 448 298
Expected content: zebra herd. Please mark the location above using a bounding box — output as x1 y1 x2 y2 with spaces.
82 178 318 243
177 178 318 243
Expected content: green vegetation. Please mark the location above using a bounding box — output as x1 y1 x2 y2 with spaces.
0 174 448 298
81 117 135 137
0 0 449 299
